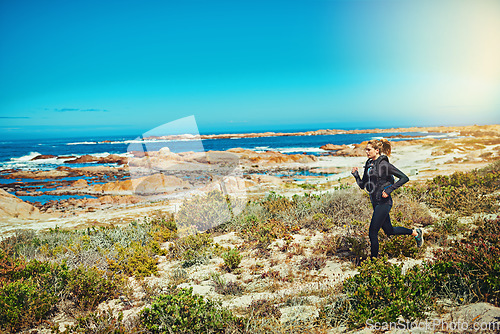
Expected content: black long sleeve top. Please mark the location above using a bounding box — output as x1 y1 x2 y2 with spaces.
351 155 409 205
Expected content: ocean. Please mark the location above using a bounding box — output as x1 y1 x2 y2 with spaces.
0 129 457 204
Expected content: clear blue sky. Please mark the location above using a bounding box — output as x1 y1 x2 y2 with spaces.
1 0 499 139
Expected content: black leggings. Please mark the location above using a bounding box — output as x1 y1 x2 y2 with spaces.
369 203 413 258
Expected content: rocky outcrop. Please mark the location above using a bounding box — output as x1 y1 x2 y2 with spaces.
93 180 133 193
0 189 45 219
319 143 366 157
66 154 128 165
227 148 317 164
320 144 345 151
134 174 190 195
31 154 57 160
93 173 190 195
6 170 71 179
71 179 88 188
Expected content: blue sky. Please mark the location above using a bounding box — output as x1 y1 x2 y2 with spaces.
1 0 499 139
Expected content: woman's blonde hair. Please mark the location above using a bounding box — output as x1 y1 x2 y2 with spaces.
367 138 392 156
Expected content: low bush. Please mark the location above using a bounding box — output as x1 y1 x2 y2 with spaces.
431 217 500 306
211 272 244 296
299 256 326 271
140 287 245 333
325 257 433 329
66 266 123 311
379 220 423 259
222 248 242 270
313 234 342 257
107 241 158 277
167 232 217 268
248 299 282 319
176 190 234 234
0 252 68 332
412 163 500 215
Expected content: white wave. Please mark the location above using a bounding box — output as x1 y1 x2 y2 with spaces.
67 141 98 145
99 138 201 145
10 152 42 162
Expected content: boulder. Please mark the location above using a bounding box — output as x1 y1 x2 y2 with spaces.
320 144 345 151
0 189 44 219
7 170 71 179
66 155 98 164
72 179 88 188
31 154 57 160
133 173 190 195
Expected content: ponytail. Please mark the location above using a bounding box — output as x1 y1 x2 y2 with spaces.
367 139 392 157
380 138 392 156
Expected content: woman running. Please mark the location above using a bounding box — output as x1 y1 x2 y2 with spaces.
351 139 423 258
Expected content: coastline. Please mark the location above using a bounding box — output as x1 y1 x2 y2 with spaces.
0 124 499 236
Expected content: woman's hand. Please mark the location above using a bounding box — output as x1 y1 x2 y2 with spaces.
351 167 358 174
382 191 388 198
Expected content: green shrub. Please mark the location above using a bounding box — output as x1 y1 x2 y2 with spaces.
0 279 58 332
176 190 233 234
434 215 464 236
222 248 242 270
431 217 500 306
66 266 122 311
379 220 422 259
413 165 500 215
211 272 244 296
140 288 245 333
0 252 69 332
167 233 215 267
334 257 433 329
107 242 158 277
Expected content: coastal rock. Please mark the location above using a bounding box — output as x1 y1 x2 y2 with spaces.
227 148 317 164
0 189 44 219
134 173 190 195
197 176 248 194
94 180 133 193
328 143 366 157
72 179 88 188
93 173 190 195
66 155 98 164
158 147 182 161
6 170 71 179
31 154 57 160
66 154 128 165
320 144 345 151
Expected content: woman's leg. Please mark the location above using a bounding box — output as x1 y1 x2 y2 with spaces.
381 212 413 236
368 203 391 258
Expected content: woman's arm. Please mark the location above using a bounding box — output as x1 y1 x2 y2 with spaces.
351 166 368 189
383 162 409 195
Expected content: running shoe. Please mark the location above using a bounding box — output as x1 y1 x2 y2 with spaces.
415 228 423 248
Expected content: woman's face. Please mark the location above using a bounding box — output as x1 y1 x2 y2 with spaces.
365 144 379 160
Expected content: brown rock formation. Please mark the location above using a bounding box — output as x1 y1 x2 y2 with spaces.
72 179 88 188
320 144 345 151
31 154 57 160
0 189 45 219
